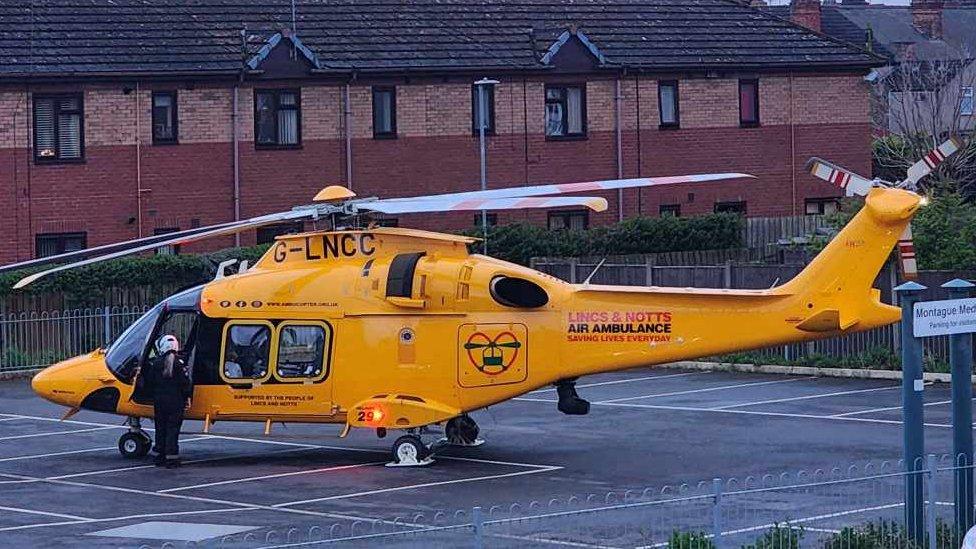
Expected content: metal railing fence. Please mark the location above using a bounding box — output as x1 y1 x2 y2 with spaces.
0 306 150 371
133 455 976 548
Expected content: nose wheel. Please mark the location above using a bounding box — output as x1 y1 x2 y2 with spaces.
118 431 152 459
386 435 434 467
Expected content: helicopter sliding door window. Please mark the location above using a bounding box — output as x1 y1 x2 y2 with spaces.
471 83 496 135
254 89 301 148
33 93 84 163
739 79 760 127
658 81 679 129
545 84 586 139
274 321 332 383
35 232 86 258
219 321 274 383
372 86 397 139
151 91 178 144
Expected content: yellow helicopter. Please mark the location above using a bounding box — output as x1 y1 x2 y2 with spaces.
10 139 961 466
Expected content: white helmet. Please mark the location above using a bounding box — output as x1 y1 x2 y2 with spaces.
156 334 180 355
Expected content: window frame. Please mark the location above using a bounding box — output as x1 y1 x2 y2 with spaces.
547 209 590 230
151 90 179 145
804 197 840 216
153 227 181 255
657 80 680 130
272 320 333 383
544 83 588 140
218 320 275 385
738 79 760 128
474 213 498 227
714 201 747 215
962 86 974 116
253 88 302 149
659 204 681 217
35 231 87 258
471 83 496 135
372 86 398 139
32 92 85 164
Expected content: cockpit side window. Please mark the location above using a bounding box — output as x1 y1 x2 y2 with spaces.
221 322 273 382
106 305 162 380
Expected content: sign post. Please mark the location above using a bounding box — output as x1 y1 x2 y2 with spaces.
897 280 927 539
942 279 976 533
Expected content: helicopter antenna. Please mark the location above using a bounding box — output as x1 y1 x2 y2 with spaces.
582 258 607 285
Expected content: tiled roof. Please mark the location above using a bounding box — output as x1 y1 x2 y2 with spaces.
768 4 976 62
0 0 884 79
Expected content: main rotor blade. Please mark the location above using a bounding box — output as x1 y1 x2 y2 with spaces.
360 196 609 215
377 173 753 204
806 158 875 197
12 209 316 290
0 221 243 276
904 137 962 187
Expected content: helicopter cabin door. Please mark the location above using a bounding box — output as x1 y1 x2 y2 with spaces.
214 319 335 420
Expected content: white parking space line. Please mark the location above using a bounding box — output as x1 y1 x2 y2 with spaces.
513 397 952 428
0 507 262 534
0 426 118 442
159 461 385 493
0 436 212 464
831 398 961 418
596 377 811 404
711 385 900 410
0 417 22 422
274 465 562 508
531 371 705 394
0 504 93 521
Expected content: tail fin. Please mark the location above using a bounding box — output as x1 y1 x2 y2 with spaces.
779 187 921 331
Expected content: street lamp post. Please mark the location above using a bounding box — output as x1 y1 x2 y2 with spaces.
475 77 499 255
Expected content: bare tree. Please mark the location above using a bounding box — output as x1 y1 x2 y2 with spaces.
871 50 976 193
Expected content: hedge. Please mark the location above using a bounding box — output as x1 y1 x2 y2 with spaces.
0 244 271 300
467 213 744 265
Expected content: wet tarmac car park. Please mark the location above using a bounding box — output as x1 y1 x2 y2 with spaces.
0 367 965 547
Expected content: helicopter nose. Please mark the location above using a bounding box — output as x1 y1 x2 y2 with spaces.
31 352 111 409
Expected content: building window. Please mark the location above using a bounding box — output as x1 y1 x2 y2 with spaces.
254 89 301 148
804 198 840 216
659 204 681 217
548 209 589 230
151 91 178 144
373 218 399 227
474 213 498 227
962 87 974 116
714 201 747 215
739 79 760 127
372 86 397 139
658 81 680 129
153 227 180 255
35 232 86 258
545 84 586 139
472 83 496 134
33 94 84 163
256 222 304 244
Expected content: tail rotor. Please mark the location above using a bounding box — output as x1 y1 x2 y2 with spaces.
805 137 964 280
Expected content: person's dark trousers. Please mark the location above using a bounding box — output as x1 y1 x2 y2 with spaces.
153 401 184 465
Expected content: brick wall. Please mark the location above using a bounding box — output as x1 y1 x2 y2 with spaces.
0 72 872 264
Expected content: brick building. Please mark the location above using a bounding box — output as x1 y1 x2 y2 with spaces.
0 0 884 264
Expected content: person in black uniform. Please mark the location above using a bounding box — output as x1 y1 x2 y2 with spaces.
142 334 193 468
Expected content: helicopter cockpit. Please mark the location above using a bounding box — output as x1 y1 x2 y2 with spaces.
105 286 204 386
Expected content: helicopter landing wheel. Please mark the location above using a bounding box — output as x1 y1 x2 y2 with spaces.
118 431 151 459
443 414 484 447
386 435 434 467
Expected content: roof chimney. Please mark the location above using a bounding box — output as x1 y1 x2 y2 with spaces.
911 0 944 39
791 0 822 33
